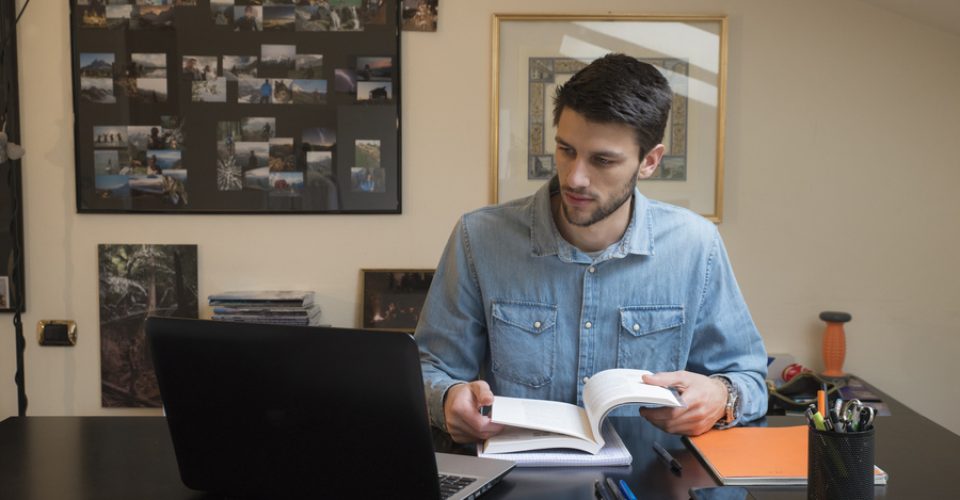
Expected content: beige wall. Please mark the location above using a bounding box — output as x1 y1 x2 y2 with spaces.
3 0 959 435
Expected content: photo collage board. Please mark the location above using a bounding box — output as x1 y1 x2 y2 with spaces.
71 0 400 213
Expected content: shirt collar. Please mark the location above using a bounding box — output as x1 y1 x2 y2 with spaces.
528 176 654 260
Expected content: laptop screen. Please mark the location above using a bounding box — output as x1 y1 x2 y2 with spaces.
147 316 442 498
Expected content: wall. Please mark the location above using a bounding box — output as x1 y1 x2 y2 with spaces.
3 0 959 434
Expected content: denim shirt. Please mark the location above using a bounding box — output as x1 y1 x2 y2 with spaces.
417 178 768 431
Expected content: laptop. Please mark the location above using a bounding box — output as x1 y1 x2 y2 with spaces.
146 316 514 499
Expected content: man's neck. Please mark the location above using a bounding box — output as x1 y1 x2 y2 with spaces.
551 194 634 253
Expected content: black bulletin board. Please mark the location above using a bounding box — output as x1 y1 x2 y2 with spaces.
71 0 400 214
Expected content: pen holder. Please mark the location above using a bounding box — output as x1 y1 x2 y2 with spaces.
807 426 875 500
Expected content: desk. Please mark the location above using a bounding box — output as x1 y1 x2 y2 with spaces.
0 386 957 499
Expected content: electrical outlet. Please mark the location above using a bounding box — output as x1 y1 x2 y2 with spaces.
37 320 77 346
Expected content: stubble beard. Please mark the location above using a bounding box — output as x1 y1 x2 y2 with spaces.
561 167 639 227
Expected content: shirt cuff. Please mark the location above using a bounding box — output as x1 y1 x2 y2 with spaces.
428 380 465 432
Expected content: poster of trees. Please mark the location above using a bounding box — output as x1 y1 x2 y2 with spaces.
98 243 198 407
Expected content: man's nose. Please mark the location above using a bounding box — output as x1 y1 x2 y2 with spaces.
565 156 591 189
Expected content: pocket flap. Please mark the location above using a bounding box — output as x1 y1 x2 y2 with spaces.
619 306 685 337
492 301 557 334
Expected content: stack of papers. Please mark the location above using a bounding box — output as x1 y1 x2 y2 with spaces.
208 290 321 326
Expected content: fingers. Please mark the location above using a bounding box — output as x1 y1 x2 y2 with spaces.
444 381 504 443
469 380 496 407
639 371 727 436
642 370 691 389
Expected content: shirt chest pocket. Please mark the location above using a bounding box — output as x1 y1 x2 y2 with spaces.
617 305 685 372
489 301 557 388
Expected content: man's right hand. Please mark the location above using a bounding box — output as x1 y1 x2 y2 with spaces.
443 381 505 443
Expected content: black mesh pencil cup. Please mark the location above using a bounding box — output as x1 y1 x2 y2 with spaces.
807 426 875 500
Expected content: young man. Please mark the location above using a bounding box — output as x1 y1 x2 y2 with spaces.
417 54 768 443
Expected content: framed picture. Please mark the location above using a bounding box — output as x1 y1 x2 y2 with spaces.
491 14 727 222
70 0 401 214
1 0 25 313
360 269 434 332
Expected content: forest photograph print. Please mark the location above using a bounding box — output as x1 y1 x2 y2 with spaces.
98 244 198 407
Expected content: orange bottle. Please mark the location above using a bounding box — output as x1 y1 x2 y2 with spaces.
819 311 852 377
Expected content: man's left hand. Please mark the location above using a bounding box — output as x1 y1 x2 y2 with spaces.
639 371 727 436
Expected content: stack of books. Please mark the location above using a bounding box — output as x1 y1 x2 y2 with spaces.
208 290 321 326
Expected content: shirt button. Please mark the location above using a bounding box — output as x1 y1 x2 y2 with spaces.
582 377 589 384
533 321 542 329
585 322 592 329
633 323 640 332
588 266 596 273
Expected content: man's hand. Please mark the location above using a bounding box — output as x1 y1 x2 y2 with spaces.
639 371 727 436
443 381 505 443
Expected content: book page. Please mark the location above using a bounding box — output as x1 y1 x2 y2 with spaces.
490 396 595 443
582 369 682 438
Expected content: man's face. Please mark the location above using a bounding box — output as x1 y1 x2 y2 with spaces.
554 108 661 227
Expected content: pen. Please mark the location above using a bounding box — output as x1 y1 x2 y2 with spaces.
594 479 615 500
652 441 682 472
618 479 638 500
605 477 627 500
817 387 826 417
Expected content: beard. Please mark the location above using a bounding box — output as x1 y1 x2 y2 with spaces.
560 166 639 227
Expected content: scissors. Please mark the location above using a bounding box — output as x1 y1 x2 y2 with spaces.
840 399 876 432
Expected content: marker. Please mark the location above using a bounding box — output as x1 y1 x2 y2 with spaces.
605 477 627 500
652 441 682 472
811 410 827 431
817 387 826 417
594 480 615 500
618 479 638 500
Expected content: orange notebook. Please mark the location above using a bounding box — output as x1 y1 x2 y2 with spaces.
686 426 887 485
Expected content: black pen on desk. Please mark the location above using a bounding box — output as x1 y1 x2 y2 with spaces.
594 479 615 500
653 441 682 472
604 477 627 500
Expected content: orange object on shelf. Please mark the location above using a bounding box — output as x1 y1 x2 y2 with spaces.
819 311 852 378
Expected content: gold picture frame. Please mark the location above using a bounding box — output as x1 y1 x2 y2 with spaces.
360 269 435 333
491 14 727 222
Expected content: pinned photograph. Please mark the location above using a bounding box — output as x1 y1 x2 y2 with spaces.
217 155 243 191
218 120 241 145
182 55 218 81
80 78 116 104
269 79 295 104
126 126 154 152
292 54 323 78
268 137 296 171
223 55 258 80
324 0 364 31
306 150 333 178
146 125 174 150
95 175 131 198
128 169 189 206
129 53 166 78
160 115 185 150
94 126 128 148
350 167 385 193
294 5 327 31
80 2 107 28
263 5 295 31
80 53 115 78
238 77 272 104
0 276 8 309
355 139 380 168
133 4 174 29
192 77 227 103
106 4 133 28
236 141 270 172
145 150 183 175
356 56 391 81
98 243 198 407
132 78 168 103
360 0 387 25
305 151 339 210
244 166 271 190
291 80 327 104
234 5 262 31
241 117 275 141
95 150 121 176
211 0 234 26
260 44 296 77
269 171 304 196
334 68 356 94
302 127 336 150
401 0 438 32
356 81 391 103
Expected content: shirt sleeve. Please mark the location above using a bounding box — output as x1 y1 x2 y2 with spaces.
416 217 489 430
687 230 769 425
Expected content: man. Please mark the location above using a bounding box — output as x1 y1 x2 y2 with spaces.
417 54 767 444
235 6 259 32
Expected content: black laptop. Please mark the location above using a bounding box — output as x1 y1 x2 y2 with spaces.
146 316 514 499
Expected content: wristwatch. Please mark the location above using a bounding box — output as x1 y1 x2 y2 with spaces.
714 376 738 426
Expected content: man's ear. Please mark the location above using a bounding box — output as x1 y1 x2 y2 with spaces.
637 144 666 180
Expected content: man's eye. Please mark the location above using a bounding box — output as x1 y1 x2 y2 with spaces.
593 157 612 166
558 147 574 157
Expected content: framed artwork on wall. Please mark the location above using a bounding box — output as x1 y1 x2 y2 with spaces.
1 0 25 313
491 14 727 222
70 0 401 214
360 269 434 333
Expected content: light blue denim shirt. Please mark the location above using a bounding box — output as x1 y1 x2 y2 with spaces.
417 178 768 431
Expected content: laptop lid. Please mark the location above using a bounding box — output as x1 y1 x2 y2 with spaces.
146 316 512 499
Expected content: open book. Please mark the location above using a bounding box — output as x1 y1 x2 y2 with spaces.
481 369 683 455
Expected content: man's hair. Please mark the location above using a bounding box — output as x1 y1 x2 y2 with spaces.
553 53 673 156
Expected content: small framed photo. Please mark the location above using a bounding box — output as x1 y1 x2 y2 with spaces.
0 276 8 310
360 269 435 333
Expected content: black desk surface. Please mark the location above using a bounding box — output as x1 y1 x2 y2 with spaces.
1 387 957 499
